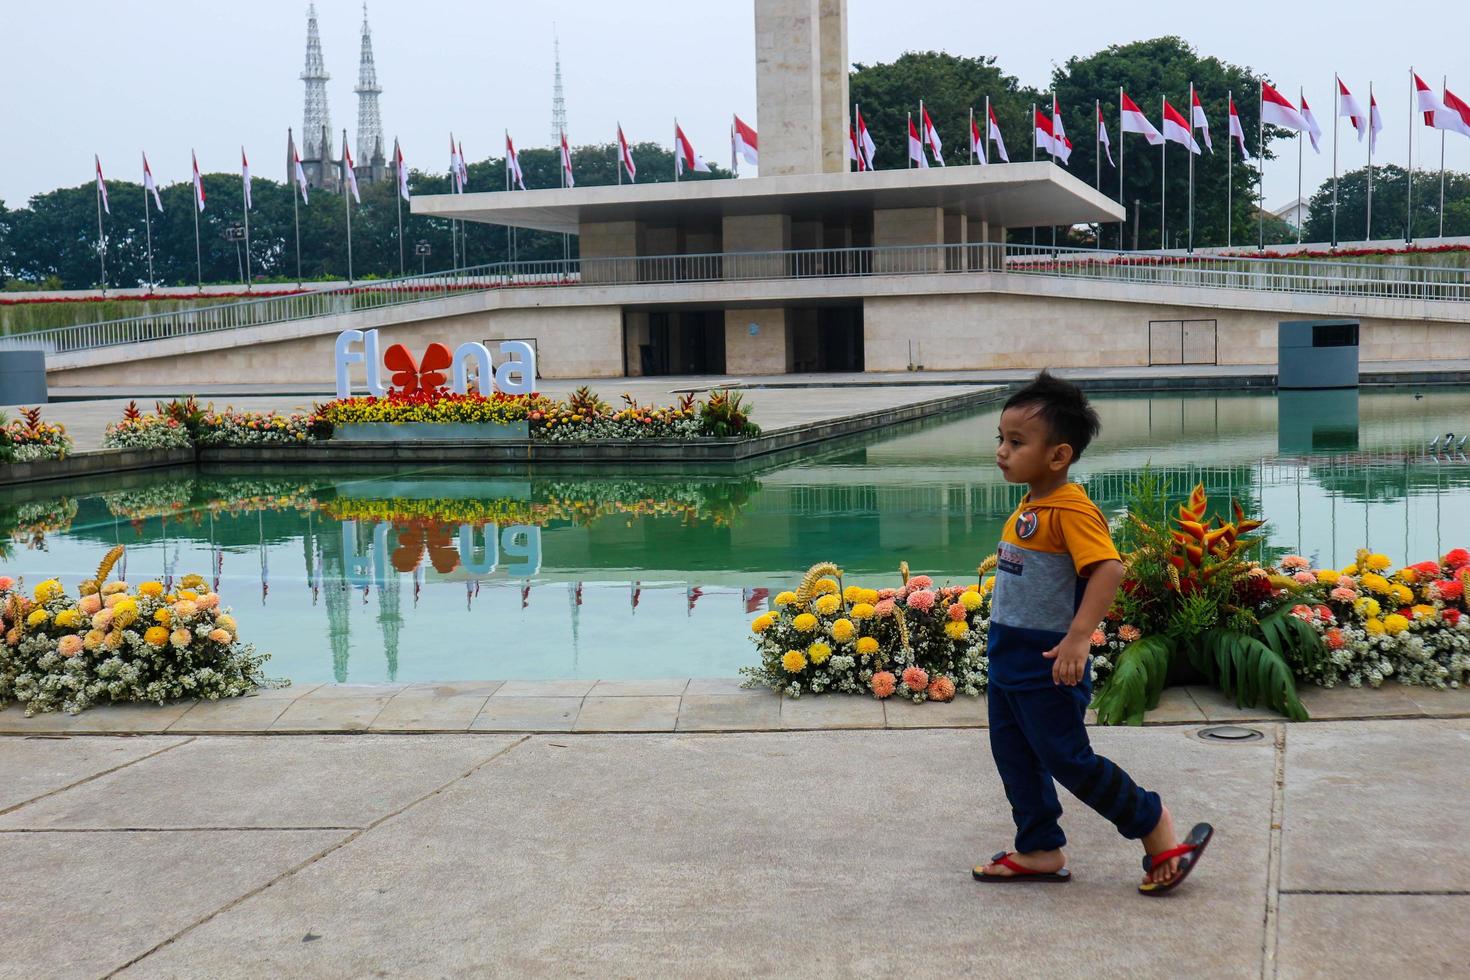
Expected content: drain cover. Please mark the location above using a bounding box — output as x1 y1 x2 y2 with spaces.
1197 725 1264 742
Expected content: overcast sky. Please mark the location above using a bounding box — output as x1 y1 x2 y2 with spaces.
4 0 1467 211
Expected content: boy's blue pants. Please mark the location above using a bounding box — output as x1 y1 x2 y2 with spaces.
987 682 1162 853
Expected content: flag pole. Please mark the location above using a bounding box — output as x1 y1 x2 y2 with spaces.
984 96 991 167
1118 87 1124 252
1439 74 1447 239
1296 88 1304 245
1258 85 1266 251
94 158 107 296
1227 91 1234 248
142 153 155 294
731 115 738 176
674 118 680 183
1160 95 1166 250
344 129 354 284
618 123 623 185
1332 76 1340 247
192 152 203 290
1407 68 1414 244
395 137 405 277
241 147 253 290
1188 83 1195 253
1030 102 1037 246
1051 93 1058 252
908 111 914 169
970 106 975 165
1095 98 1101 250
289 130 303 286
1367 83 1375 241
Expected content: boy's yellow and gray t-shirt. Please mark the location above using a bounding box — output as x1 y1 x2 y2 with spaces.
988 483 1120 690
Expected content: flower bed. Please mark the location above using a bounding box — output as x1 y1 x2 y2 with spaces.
0 547 276 715
1 407 72 463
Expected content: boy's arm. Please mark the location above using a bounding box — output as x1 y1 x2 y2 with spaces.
1043 558 1125 686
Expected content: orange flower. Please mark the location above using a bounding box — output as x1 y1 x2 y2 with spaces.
901 666 929 691
870 671 897 699
927 676 956 702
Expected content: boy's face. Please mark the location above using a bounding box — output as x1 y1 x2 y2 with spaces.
995 404 1074 485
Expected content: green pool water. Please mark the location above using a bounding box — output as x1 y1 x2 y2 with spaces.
5 386 1470 684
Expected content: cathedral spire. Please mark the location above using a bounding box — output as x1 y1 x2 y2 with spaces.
550 25 568 145
301 3 332 162
355 3 385 167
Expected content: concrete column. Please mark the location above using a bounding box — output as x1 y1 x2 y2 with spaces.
578 220 643 284
723 214 791 280
623 311 651 376
724 307 790 375
817 0 849 175
754 0 848 176
943 212 966 271
872 207 944 272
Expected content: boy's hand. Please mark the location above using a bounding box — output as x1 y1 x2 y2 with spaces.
1043 633 1092 686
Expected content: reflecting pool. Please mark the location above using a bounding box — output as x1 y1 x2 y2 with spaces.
5 386 1470 684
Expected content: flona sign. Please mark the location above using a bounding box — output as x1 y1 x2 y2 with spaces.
334 329 537 399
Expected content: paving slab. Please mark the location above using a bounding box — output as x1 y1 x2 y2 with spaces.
471 696 582 732
1183 685 1286 723
299 683 408 699
167 697 292 733
676 693 782 732
0 735 187 814
1404 686 1470 717
3 829 344 980
269 695 394 732
369 694 489 732
1296 682 1426 719
685 677 760 696
883 694 989 728
1276 894 1470 979
588 678 691 697
574 695 682 733
117 728 1275 979
779 693 886 729
1280 719 1470 892
398 681 505 698
0 701 196 734
0 735 520 830
492 679 598 697
240 683 315 700
1140 686 1207 724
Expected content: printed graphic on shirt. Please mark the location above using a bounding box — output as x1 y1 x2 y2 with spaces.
990 546 1083 635
997 543 1025 576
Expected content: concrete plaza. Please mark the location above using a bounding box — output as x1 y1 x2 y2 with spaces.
3 714 1467 979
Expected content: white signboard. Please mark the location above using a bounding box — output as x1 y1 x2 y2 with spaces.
333 329 537 399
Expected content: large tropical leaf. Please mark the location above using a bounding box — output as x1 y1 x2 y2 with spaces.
1191 628 1308 721
1256 608 1326 675
1093 634 1174 726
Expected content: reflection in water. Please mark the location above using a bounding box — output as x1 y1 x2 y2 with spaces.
1277 389 1359 455
4 388 1470 684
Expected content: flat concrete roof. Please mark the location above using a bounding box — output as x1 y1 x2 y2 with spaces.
411 162 1126 234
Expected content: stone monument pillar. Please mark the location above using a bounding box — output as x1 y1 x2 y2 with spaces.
754 0 849 176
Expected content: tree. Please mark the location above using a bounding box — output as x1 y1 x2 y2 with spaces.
1303 165 1470 243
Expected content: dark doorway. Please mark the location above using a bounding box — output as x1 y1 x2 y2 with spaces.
790 306 864 373
639 311 726 376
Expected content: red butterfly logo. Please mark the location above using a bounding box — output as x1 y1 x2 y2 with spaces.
383 342 452 395
390 521 460 574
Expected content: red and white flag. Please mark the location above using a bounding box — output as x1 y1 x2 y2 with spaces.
1434 85 1470 138
674 122 710 175
1414 72 1446 124
1228 97 1253 162
343 138 360 204
857 106 877 169
848 125 863 170
1120 91 1164 145
559 130 575 188
921 103 944 165
1260 81 1308 132
987 103 1010 162
1369 92 1384 153
142 152 163 211
1097 104 1113 166
1162 99 1202 154
733 114 758 168
617 124 637 181
505 133 525 190
395 139 410 201
457 140 468 189
241 147 252 210
970 113 987 164
449 134 461 192
1051 96 1072 163
94 155 109 214
1191 89 1213 152
907 116 929 168
290 135 309 204
1337 77 1367 142
1034 108 1072 162
191 150 206 212
1300 94 1323 153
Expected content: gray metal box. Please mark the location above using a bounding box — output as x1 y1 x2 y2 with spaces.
1278 320 1359 390
0 350 48 405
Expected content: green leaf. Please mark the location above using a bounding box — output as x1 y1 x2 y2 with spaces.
1197 627 1309 721
1093 635 1174 726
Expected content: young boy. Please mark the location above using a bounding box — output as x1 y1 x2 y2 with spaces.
974 370 1211 895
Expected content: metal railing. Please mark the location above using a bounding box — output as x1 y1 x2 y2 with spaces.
5 242 1468 356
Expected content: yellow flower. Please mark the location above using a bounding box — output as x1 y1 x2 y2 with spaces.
153 608 172 624
860 589 879 605
814 578 839 595
1411 604 1437 621
773 591 797 609
1341 564 1358 576
781 649 807 673
83 629 106 651
982 576 996 594
170 627 193 648
180 574 205 590
814 594 841 616
1360 573 1392 596
216 614 236 633
102 580 128 595
1365 553 1392 571
1316 569 1341 586
1354 597 1382 619
964 583 980 593
855 636 879 656
26 609 50 627
960 591 983 611
842 585 864 603
1391 584 1414 605
53 608 82 629
112 598 137 617
750 614 774 634
792 613 818 633
1397 568 1418 584
34 579 64 603
944 620 970 641
1364 617 1386 635
144 626 169 647
850 603 875 620
1383 614 1410 635
138 581 165 597
830 618 855 643
807 642 832 665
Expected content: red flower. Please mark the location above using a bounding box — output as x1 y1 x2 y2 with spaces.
1444 549 1470 569
1444 609 1462 626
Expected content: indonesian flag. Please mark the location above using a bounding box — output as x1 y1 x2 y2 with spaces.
559 130 575 188
1434 85 1470 138
343 138 360 204
395 139 410 201
291 136 309 204
1261 81 1308 132
94 155 109 214
142 152 163 211
457 140 468 189
921 103 944 165
506 133 525 190
1034 108 1072 162
674 123 709 175
733 114 758 168
987 103 1009 162
1120 91 1164 145
617 124 637 181
970 113 987 164
848 125 863 170
857 107 877 169
1097 104 1113 167
1162 99 1202 153
241 147 252 210
1229 97 1253 162
191 150 206 212
1369 93 1383 153
1191 90 1213 152
449 134 462 192
1300 94 1322 153
1337 77 1367 142
907 116 929 168
1051 96 1071 164
1414 72 1445 124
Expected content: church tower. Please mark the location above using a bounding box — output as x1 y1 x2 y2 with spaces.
298 3 338 192
355 4 387 184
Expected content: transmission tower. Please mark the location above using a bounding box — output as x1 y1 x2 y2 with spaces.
355 3 384 167
300 3 332 162
550 27 568 144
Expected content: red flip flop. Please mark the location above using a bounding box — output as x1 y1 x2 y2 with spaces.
1138 822 1214 896
973 851 1072 883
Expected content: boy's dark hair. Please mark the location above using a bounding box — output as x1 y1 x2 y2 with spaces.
1003 369 1101 460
